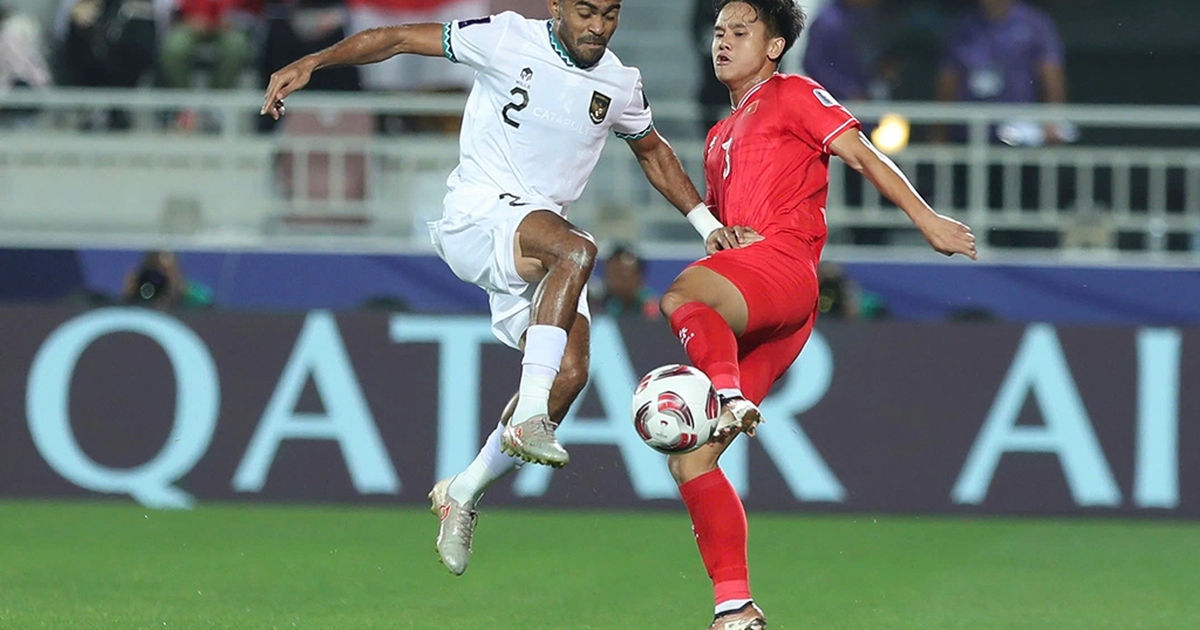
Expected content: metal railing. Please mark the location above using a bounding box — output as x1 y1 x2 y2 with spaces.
1 88 1198 259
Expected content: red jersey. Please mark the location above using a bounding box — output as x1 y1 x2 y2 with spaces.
177 0 241 22
703 74 860 244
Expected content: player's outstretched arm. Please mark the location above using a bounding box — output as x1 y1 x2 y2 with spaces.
830 129 978 260
261 23 445 119
626 131 763 253
626 130 705 215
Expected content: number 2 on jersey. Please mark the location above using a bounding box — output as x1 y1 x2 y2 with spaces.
502 87 529 128
498 193 528 207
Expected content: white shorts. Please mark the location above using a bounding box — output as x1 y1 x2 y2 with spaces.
428 187 590 349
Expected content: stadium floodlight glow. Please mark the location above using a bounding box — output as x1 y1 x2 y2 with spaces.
871 113 911 155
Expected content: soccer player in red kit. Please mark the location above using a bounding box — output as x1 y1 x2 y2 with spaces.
659 1 977 628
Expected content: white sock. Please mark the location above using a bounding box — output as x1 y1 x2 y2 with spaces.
511 324 568 425
717 388 745 400
715 599 753 616
447 422 523 507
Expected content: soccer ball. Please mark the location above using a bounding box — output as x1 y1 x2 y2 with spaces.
631 364 721 454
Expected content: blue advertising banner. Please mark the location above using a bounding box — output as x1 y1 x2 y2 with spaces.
0 307 1195 516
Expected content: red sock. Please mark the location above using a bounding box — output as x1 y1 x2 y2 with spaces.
679 469 751 607
669 302 740 393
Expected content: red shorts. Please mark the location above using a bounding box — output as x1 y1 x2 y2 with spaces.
691 236 821 404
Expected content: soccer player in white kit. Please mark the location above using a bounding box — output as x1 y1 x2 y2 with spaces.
263 0 755 576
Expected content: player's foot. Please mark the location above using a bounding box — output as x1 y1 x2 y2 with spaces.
713 396 764 442
501 414 569 468
708 602 767 630
428 476 477 576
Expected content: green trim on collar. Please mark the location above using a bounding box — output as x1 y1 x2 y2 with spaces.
545 21 577 68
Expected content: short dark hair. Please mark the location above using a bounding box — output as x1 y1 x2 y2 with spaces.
714 0 806 62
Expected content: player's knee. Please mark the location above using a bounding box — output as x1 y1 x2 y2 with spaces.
659 288 693 319
666 450 719 486
562 235 597 274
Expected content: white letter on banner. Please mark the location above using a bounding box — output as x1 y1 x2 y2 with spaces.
953 324 1120 507
728 329 843 502
1135 328 1181 508
234 311 398 494
512 317 679 499
389 315 501 482
26 308 219 509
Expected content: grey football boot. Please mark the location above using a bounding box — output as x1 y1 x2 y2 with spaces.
500 414 569 468
428 476 477 576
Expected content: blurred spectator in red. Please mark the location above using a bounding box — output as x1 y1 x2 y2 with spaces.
160 0 257 91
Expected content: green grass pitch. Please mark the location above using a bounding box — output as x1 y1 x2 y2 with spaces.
1 501 1198 629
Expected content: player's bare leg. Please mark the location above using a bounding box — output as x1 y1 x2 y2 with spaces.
668 434 766 629
500 210 597 467
508 313 592 427
431 313 589 575
667 432 731 485
660 266 763 440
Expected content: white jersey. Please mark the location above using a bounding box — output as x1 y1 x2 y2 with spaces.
441 11 654 214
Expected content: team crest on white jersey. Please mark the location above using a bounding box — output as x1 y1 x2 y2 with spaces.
444 12 651 209
589 91 612 124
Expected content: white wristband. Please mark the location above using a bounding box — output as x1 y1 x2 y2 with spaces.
686 204 723 240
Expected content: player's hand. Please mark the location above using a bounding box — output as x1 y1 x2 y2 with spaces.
917 212 977 260
261 57 317 120
705 226 764 255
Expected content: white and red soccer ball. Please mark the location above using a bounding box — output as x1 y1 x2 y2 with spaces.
631 364 721 454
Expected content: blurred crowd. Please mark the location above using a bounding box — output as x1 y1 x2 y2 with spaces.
0 0 537 130
694 0 1068 144
2 0 1066 131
